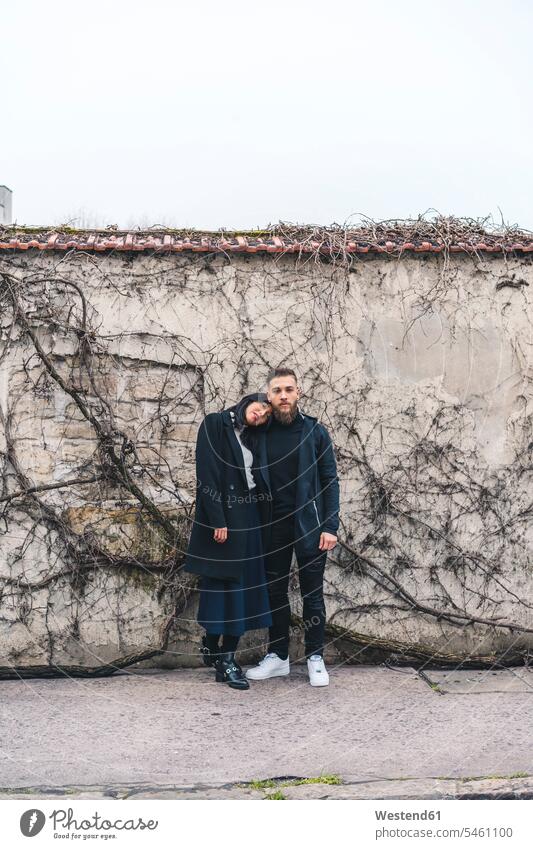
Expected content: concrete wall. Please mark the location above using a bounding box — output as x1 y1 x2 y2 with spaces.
1 247 533 669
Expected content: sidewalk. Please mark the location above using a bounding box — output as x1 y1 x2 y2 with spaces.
1 665 532 800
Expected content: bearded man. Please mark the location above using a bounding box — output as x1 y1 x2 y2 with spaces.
246 367 340 687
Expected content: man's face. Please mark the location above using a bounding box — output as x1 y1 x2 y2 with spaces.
267 376 300 424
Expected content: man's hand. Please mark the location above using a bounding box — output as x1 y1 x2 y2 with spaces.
319 532 337 551
214 527 228 543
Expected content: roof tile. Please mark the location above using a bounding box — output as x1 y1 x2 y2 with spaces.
1 224 533 256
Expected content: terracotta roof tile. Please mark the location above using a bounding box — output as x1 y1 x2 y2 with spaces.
1 223 533 256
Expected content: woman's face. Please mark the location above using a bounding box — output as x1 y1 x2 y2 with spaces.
244 401 272 427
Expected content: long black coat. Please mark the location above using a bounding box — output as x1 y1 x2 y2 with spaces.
183 410 269 583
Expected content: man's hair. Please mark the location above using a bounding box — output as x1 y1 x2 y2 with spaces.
266 366 298 385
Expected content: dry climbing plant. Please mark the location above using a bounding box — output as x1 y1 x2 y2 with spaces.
1 216 533 677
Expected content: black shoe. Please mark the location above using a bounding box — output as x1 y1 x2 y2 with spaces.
215 652 249 690
200 635 217 668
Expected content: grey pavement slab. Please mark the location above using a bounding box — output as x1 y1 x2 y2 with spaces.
1 777 533 800
1 776 533 800
422 667 533 694
277 775 533 800
0 665 531 798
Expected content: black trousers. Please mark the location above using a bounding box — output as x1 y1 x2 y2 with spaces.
264 515 327 659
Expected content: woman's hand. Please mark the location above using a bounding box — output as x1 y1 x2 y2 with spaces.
213 527 228 543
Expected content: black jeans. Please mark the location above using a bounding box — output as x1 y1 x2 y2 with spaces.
264 515 327 659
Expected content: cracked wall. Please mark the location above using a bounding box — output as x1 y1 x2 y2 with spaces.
1 248 533 670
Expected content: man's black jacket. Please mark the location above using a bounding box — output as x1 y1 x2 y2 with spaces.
253 409 340 557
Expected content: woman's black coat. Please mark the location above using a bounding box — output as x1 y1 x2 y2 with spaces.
183 410 268 583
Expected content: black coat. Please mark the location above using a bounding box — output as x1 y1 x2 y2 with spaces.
252 409 340 557
183 410 270 583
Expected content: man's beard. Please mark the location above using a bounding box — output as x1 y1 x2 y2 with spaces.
273 402 298 425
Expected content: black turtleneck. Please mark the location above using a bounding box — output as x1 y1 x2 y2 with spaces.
266 413 304 519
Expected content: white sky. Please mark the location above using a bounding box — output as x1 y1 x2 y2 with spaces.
2 0 532 230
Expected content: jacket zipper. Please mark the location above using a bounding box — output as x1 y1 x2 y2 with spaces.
312 499 320 525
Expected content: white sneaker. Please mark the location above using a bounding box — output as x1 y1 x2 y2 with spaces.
245 652 290 680
307 654 329 686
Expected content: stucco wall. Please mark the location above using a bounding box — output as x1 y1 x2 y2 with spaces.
1 247 533 669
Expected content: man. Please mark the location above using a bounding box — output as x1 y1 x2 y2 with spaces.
246 367 340 686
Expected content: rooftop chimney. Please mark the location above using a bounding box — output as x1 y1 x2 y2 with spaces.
0 186 13 225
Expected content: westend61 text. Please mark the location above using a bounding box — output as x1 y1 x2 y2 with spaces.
375 810 441 820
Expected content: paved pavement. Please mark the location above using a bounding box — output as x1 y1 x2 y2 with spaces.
1 664 532 799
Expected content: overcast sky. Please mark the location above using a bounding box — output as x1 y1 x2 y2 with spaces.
2 0 532 230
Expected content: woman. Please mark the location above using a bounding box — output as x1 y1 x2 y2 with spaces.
183 393 273 690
